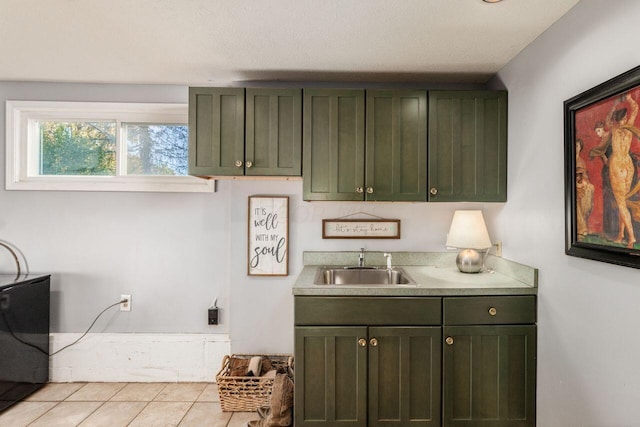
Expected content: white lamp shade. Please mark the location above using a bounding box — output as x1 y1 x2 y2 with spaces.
446 210 492 250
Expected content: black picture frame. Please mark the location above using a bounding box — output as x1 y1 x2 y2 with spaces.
565 65 640 269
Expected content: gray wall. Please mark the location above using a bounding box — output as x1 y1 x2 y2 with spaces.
0 82 231 335
492 0 640 425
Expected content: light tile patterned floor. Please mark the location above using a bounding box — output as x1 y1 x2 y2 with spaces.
0 383 260 427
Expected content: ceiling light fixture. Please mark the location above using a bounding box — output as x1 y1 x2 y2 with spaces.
483 0 503 3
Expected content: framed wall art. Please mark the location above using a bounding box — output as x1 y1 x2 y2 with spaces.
322 218 401 239
565 65 640 268
248 196 288 276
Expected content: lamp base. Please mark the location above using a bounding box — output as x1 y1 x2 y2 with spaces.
456 248 483 273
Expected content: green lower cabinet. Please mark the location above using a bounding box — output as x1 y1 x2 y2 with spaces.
443 325 536 427
295 326 368 426
368 327 441 427
294 326 441 427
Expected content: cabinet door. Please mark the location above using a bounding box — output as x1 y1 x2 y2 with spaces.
303 89 365 201
295 326 368 427
188 87 245 176
246 88 302 176
428 91 507 202
443 325 536 427
368 327 441 427
366 90 428 201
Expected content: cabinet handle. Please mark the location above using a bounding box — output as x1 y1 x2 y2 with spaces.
446 336 454 346
488 307 497 316
235 160 243 168
245 161 253 168
358 338 367 347
430 187 438 195
370 338 378 347
356 187 364 193
366 187 374 194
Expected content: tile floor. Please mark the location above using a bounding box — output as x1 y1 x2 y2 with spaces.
0 382 260 427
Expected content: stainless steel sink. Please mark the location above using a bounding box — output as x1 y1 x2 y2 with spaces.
314 267 416 286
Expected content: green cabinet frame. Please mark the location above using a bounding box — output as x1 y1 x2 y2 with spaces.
188 87 301 177
295 294 536 427
189 86 507 200
294 297 443 426
428 91 507 202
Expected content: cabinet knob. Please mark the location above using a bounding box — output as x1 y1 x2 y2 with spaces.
356 186 364 194
430 187 438 195
370 338 378 347
235 160 243 168
358 338 367 347
488 307 497 316
366 187 374 194
446 336 454 346
245 161 253 168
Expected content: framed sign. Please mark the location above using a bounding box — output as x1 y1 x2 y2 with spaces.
565 65 640 269
322 219 401 239
248 196 289 276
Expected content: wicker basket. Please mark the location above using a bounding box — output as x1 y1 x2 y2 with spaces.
216 354 293 412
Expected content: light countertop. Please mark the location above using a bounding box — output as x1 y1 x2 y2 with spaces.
292 252 537 297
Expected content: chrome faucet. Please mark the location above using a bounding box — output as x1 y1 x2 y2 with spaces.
383 253 392 270
358 248 365 267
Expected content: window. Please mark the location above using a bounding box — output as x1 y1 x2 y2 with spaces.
6 101 214 192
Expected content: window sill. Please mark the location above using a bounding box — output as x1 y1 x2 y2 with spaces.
6 175 216 193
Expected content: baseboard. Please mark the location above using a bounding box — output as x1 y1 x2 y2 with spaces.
49 333 230 382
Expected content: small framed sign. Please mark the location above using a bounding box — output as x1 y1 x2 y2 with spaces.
322 219 401 239
248 196 289 276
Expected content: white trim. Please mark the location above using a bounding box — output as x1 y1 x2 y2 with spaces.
49 333 230 382
6 100 215 193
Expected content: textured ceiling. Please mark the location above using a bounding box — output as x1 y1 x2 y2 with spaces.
0 0 581 85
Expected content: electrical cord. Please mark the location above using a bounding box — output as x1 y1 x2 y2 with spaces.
0 298 126 356
0 241 22 280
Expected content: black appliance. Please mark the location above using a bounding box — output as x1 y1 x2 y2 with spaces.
0 274 50 412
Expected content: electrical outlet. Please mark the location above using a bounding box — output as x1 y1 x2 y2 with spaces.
494 241 503 257
120 295 131 311
208 307 219 325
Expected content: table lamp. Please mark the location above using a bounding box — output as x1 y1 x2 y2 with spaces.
446 210 492 273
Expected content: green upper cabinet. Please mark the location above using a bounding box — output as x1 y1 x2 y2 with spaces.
428 91 507 202
188 87 302 177
366 90 428 201
303 89 427 201
189 87 245 176
246 88 302 176
303 89 365 201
